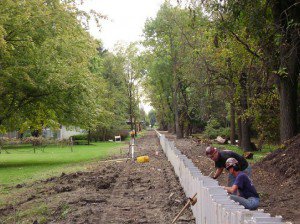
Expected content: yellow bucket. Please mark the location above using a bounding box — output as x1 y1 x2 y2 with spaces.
137 156 149 163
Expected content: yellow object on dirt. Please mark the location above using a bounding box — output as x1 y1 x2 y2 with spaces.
136 156 149 163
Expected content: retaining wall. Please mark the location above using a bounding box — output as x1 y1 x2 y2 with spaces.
155 131 291 224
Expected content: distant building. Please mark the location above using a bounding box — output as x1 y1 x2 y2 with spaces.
0 126 84 139
57 126 85 139
0 131 18 138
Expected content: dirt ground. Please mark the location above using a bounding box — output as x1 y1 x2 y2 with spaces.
1 130 299 224
162 131 300 224
0 131 195 224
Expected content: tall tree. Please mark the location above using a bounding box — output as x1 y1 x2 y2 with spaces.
203 0 300 142
0 0 104 133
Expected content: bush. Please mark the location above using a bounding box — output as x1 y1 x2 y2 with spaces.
73 139 89 145
203 119 221 139
71 134 88 141
219 127 230 139
22 137 55 146
117 129 130 140
89 126 130 142
203 119 230 139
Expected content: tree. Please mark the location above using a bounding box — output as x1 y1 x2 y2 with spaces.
203 0 300 142
114 43 142 135
148 110 157 127
0 0 104 133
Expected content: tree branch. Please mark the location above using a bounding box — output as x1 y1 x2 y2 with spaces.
219 12 261 59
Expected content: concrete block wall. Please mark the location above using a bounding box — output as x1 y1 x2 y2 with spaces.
155 131 290 224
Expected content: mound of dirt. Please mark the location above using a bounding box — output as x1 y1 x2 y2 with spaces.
255 134 300 185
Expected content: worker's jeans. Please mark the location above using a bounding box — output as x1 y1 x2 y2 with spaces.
228 165 252 187
230 195 259 210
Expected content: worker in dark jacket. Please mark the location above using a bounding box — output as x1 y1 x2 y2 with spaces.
206 146 252 186
223 158 259 210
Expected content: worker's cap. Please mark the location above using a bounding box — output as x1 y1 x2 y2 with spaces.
225 158 238 169
205 146 217 156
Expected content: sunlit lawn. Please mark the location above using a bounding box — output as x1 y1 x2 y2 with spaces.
212 143 279 163
0 142 125 187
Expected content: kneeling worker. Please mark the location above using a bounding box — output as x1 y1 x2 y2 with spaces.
223 158 259 210
206 146 252 186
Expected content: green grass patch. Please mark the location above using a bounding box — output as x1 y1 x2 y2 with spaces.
0 142 124 188
2 202 49 224
212 143 279 163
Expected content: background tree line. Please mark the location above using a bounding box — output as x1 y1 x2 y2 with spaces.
0 0 145 140
141 0 299 150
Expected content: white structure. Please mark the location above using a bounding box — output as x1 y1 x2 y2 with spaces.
155 130 290 224
114 135 121 142
0 131 18 138
58 126 85 139
130 137 135 159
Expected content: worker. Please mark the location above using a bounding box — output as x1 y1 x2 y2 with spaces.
205 146 252 186
223 158 259 210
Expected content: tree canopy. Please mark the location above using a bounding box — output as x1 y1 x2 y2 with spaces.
0 0 138 138
1 0 299 149
141 0 299 149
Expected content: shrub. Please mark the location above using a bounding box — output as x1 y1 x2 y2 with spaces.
23 137 54 146
203 119 230 139
219 127 230 139
203 119 221 139
73 139 89 145
117 129 130 140
71 134 88 141
89 127 130 142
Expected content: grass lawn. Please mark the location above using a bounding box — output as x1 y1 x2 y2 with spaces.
192 133 279 163
0 142 125 188
212 143 279 163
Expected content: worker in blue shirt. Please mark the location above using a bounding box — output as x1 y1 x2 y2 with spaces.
223 158 260 210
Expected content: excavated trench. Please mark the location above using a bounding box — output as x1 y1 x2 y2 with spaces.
0 131 195 224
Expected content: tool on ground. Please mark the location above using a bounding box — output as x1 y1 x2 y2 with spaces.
172 193 197 224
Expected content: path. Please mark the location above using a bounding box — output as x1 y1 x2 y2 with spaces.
99 131 185 223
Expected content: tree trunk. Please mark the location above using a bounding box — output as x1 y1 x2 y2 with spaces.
279 76 298 142
239 72 253 151
170 33 182 139
88 129 91 145
134 120 138 136
241 118 252 151
167 123 173 133
103 129 106 141
230 102 236 144
31 129 40 137
273 0 300 142
277 31 299 142
173 88 182 138
128 80 134 132
237 116 242 147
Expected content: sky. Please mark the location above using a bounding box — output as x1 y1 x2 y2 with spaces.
79 0 166 113
80 0 165 51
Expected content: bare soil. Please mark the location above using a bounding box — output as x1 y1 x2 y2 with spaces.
1 130 299 224
0 131 195 224
162 131 300 224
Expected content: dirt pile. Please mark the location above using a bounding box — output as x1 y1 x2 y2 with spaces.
251 134 300 223
256 134 300 185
